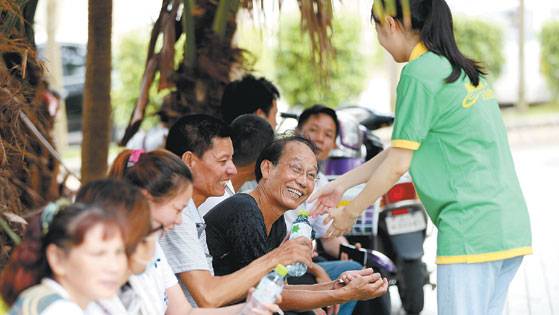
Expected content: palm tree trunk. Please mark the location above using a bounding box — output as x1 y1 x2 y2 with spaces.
81 0 112 183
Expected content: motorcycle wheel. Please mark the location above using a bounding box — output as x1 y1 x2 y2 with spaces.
397 259 426 315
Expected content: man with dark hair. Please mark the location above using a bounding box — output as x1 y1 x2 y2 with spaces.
160 114 313 309
205 136 389 314
197 114 275 215
291 104 344 253
230 114 275 191
297 104 340 142
220 74 280 129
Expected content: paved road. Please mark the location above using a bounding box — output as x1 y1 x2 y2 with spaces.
390 142 559 315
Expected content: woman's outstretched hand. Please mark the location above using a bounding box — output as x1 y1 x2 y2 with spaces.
308 181 345 218
322 206 360 238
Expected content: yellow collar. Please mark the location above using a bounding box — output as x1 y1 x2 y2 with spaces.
409 42 428 61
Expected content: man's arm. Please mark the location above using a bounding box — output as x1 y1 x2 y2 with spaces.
279 273 388 311
305 262 331 284
181 237 314 307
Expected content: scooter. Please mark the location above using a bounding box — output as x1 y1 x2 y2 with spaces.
324 106 430 315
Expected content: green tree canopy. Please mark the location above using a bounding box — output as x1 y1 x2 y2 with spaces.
275 15 371 108
540 20 559 103
453 16 505 81
112 30 166 130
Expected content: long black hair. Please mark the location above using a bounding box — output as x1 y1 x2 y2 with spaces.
372 0 486 86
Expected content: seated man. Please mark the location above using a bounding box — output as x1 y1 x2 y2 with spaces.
161 114 314 308
205 136 389 313
198 114 275 216
291 104 355 261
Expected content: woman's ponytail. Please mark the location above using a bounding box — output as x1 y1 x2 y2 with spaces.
0 216 48 305
421 0 485 85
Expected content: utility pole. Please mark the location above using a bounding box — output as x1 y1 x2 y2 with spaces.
517 0 528 112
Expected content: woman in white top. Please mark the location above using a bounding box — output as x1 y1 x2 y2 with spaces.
0 200 128 314
82 149 278 314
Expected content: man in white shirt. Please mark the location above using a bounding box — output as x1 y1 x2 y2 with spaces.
160 114 313 308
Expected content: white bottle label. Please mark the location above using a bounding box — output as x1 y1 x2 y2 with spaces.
290 222 312 240
253 277 282 304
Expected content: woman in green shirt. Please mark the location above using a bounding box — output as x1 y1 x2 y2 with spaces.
309 0 532 314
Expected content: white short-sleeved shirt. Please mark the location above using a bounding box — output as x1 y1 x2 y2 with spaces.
159 199 213 307
284 171 332 239
128 243 177 314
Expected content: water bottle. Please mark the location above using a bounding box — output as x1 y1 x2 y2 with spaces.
240 264 288 315
287 210 314 277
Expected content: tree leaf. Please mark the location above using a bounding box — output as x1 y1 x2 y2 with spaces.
1 212 28 225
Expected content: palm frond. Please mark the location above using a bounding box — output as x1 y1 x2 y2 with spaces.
297 0 334 81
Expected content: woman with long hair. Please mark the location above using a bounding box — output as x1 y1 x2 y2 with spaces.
0 201 128 314
309 1 532 314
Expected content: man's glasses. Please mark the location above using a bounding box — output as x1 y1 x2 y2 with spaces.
277 161 318 182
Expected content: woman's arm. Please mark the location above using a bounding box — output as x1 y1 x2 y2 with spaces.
323 147 414 238
308 148 391 217
343 147 413 218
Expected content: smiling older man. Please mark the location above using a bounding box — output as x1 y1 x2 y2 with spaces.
160 115 314 309
204 136 389 314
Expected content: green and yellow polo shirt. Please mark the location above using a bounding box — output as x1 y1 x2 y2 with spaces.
391 43 532 264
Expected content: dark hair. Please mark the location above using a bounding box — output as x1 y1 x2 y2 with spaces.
108 149 193 203
75 178 152 257
220 74 280 124
371 0 486 86
0 203 124 305
165 114 233 158
297 104 340 137
231 114 275 168
255 135 317 182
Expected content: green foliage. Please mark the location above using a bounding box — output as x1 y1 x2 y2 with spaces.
540 20 559 102
111 30 166 129
275 15 371 108
453 16 505 81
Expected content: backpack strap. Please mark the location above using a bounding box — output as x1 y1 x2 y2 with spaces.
9 284 64 315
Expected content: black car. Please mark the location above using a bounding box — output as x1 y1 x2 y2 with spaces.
38 42 87 133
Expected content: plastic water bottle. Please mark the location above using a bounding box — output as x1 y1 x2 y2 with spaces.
287 210 314 277
240 264 288 315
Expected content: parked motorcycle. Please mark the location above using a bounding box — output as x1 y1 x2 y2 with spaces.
323 106 430 315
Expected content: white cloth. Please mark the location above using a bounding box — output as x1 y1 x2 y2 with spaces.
197 181 235 217
238 180 257 193
126 125 168 152
40 278 85 315
284 171 332 239
159 199 213 307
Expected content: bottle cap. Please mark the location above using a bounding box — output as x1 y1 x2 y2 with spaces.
275 264 288 276
297 210 309 217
